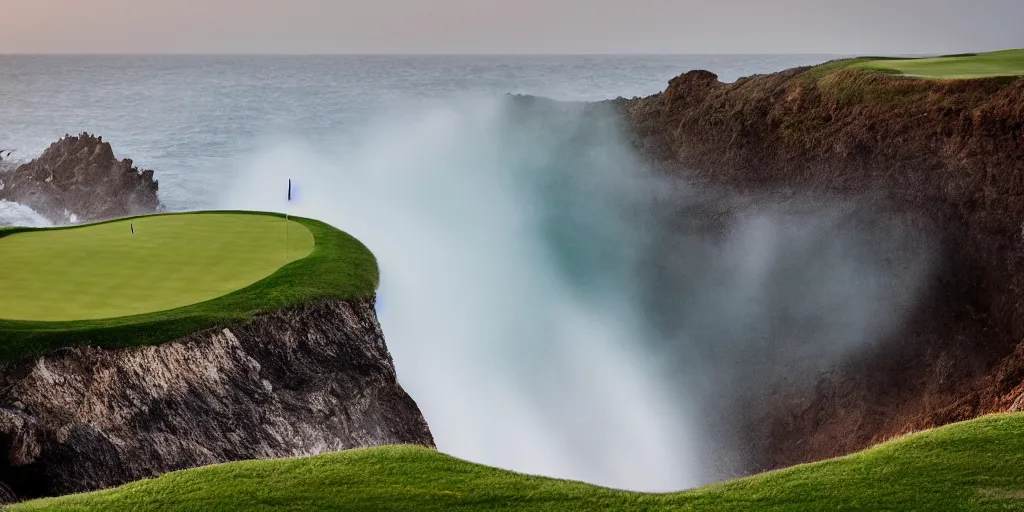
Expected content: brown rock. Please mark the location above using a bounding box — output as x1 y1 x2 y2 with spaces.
0 133 160 224
617 65 1024 473
0 298 433 501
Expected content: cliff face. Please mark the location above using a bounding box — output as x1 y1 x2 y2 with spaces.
0 298 433 501
0 133 159 224
619 67 1024 472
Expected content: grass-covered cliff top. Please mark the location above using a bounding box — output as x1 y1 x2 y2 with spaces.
810 49 1024 80
0 211 378 360
0 213 315 321
15 413 1024 511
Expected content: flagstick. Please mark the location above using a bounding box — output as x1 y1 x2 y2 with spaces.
285 178 292 263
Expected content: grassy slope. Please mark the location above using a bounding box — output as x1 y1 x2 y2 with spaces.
845 49 1024 78
0 211 378 361
788 50 1023 109
15 414 1024 511
0 213 313 321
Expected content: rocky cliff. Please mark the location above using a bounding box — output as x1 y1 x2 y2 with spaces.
0 133 160 224
0 298 433 501
618 65 1024 472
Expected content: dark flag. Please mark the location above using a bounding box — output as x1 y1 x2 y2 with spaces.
130 223 134 234
285 179 291 261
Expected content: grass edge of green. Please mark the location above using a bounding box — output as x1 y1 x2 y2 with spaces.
0 210 379 362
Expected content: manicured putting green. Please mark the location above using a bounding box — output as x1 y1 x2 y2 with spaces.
0 213 314 321
851 49 1024 78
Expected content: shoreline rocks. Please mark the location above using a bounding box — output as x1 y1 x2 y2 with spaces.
0 133 160 225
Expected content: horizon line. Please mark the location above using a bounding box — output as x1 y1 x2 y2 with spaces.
0 52 867 57
0 48 1016 57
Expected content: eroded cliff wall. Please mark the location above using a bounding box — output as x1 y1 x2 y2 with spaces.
0 298 433 500
619 66 1024 472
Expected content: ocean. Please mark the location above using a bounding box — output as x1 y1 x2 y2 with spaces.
0 54 843 491
0 54 834 210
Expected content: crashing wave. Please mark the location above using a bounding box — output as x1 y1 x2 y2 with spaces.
0 200 54 227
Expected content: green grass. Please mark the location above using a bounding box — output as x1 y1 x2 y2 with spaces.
13 414 1024 511
824 49 1024 79
0 211 378 361
0 213 314 321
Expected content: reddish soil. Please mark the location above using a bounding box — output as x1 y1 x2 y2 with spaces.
618 64 1024 472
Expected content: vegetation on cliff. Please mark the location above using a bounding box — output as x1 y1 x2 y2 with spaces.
13 414 1024 511
0 211 379 360
796 49 1024 83
849 49 1024 79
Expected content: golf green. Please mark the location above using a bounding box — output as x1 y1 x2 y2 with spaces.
0 213 314 321
851 49 1024 78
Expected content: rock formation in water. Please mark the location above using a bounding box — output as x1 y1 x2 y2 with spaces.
616 65 1024 472
0 298 434 500
0 133 160 224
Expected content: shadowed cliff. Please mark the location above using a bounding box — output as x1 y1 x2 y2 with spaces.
617 63 1024 472
0 298 433 501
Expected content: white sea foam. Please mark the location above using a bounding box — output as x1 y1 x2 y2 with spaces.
0 200 52 227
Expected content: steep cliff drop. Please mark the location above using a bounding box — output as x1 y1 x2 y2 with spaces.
0 133 160 225
0 299 433 500
0 200 433 501
618 64 1024 473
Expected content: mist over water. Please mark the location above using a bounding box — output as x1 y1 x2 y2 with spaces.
223 97 696 490
221 95 935 491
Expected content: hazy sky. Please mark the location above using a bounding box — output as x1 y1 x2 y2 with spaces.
1 0 1021 54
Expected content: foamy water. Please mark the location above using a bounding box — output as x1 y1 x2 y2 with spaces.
0 199 51 227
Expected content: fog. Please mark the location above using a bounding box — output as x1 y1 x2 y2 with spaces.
221 96 934 490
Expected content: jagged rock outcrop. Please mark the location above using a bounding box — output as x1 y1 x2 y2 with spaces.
0 133 159 224
0 298 433 501
616 66 1024 473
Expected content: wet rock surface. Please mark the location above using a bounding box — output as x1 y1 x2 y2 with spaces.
0 133 159 224
0 298 433 500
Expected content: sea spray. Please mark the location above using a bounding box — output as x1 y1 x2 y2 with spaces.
221 95 934 489
0 200 53 227
221 97 699 490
